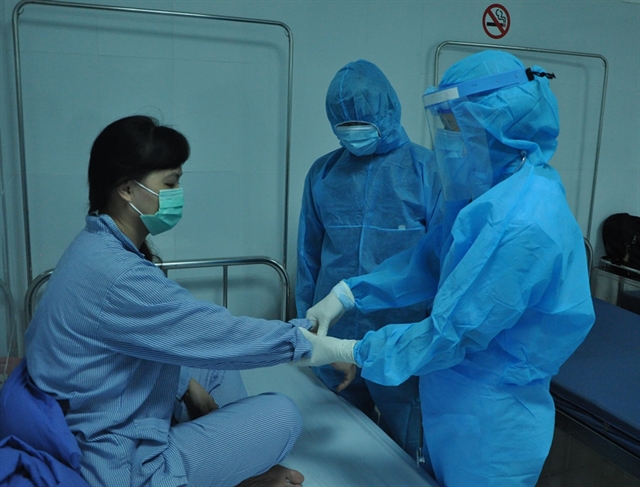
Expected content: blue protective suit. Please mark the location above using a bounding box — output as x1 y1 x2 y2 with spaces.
296 59 441 454
346 51 595 486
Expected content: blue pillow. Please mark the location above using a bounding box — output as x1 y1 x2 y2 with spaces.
0 360 83 473
0 435 88 486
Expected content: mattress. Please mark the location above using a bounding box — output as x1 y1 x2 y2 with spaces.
550 298 640 458
241 363 439 487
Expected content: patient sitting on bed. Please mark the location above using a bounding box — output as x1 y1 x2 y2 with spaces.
21 115 312 487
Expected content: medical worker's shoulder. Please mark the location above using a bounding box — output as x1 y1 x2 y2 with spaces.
306 147 346 181
498 167 580 249
459 167 563 238
518 165 579 230
404 142 438 181
405 141 435 162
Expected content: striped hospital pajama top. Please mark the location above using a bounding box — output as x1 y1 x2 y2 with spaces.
25 214 312 486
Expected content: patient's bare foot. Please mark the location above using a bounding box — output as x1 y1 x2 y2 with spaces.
235 465 304 486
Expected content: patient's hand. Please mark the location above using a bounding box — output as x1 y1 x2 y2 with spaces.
235 465 304 486
331 362 356 392
183 378 219 419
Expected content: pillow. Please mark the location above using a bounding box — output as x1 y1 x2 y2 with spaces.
0 360 82 472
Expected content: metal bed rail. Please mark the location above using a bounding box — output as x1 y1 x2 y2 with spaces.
24 256 291 323
1 280 16 383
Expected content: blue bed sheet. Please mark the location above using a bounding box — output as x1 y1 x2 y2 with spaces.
550 298 640 457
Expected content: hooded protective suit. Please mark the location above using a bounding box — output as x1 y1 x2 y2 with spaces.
345 51 595 486
295 59 441 455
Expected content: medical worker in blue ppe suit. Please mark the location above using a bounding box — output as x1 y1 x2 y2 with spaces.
303 50 595 486
20 116 326 487
296 59 441 457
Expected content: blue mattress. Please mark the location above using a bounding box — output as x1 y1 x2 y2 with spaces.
550 298 640 458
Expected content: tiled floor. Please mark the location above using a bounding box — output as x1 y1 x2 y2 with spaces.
537 428 640 487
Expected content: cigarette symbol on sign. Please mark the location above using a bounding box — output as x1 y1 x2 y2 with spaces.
487 8 507 28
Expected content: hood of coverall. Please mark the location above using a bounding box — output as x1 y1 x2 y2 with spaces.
433 50 560 192
326 59 410 155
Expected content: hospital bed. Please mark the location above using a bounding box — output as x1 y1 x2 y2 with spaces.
242 364 437 486
550 297 640 478
24 258 439 487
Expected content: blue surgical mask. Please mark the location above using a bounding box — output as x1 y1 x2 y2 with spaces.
335 123 381 157
129 181 184 235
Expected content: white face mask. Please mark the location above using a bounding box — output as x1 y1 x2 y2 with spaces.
129 181 184 235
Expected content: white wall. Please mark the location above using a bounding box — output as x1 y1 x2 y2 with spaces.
1 0 639 357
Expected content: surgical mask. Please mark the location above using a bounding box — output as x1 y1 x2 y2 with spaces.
335 123 381 157
129 180 184 235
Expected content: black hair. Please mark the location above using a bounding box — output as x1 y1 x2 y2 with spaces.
88 115 190 260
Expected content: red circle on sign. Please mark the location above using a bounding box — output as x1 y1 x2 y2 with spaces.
483 4 510 39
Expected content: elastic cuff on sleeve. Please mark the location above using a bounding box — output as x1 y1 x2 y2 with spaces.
331 280 355 310
292 321 314 361
353 340 364 367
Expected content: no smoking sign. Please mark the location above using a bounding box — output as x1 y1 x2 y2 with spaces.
483 4 510 39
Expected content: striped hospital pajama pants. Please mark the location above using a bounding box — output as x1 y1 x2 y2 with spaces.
171 368 302 487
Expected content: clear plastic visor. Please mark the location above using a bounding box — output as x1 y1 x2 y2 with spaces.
421 67 540 201
425 98 493 202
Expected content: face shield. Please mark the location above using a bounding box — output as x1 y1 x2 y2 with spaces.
423 68 533 201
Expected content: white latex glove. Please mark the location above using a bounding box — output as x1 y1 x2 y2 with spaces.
295 327 357 367
306 280 355 336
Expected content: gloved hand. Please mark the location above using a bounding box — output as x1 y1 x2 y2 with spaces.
295 327 357 367
306 280 355 336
